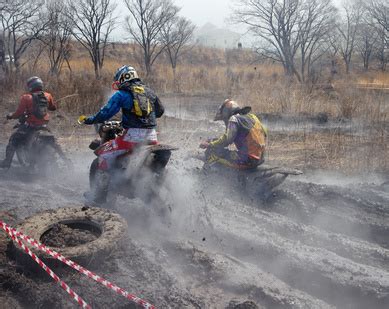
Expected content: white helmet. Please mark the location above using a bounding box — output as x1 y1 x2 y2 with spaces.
113 65 140 89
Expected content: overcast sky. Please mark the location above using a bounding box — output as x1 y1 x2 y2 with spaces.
174 0 343 27
115 0 235 39
175 0 233 28
115 0 343 40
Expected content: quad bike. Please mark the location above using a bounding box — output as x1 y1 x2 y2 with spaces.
79 116 177 208
198 145 303 200
8 115 71 173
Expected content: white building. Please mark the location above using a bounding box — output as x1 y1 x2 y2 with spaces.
195 23 242 49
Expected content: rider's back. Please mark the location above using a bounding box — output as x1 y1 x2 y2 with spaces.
14 91 56 127
233 113 266 161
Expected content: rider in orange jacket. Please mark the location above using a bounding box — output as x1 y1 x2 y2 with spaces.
0 76 58 169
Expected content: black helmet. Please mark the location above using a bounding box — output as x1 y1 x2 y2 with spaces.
27 76 43 92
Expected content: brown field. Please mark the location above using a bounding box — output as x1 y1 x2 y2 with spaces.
1 44 388 173
1 44 389 309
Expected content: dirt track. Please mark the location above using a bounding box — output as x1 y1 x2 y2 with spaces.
0 107 389 308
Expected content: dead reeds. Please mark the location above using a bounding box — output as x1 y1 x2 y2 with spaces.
0 46 388 173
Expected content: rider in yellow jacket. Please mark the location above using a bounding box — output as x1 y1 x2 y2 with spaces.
200 99 267 169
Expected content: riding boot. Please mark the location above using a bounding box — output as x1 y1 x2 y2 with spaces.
84 170 110 206
0 144 15 169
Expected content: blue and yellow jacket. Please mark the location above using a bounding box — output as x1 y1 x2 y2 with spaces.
88 84 164 129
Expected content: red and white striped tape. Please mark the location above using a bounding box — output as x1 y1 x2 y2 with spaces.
2 223 91 309
0 220 155 309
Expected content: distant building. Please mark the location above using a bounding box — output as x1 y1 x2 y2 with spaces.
195 23 242 49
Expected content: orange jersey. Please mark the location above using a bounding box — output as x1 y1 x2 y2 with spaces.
11 91 56 127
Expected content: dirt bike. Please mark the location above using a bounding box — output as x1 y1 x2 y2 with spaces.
79 116 177 208
198 144 303 200
10 115 71 173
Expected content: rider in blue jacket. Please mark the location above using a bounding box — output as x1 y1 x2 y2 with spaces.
83 65 164 205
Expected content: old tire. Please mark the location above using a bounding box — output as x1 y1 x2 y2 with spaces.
12 206 128 270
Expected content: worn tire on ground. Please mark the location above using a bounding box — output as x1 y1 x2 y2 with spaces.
12 206 128 270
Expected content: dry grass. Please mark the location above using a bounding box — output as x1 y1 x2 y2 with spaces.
1 45 388 172
267 130 389 172
357 71 389 86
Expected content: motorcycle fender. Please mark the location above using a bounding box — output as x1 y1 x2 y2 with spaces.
95 140 117 156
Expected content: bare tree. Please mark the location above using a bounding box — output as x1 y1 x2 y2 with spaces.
0 2 4 71
0 0 49 74
0 35 4 72
368 0 388 71
162 16 195 89
322 29 343 80
375 26 388 71
66 0 116 79
233 0 301 80
297 0 337 82
124 0 179 77
369 0 389 32
40 1 73 76
356 23 378 71
336 0 363 74
233 0 336 82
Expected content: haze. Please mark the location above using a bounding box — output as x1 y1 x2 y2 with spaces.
175 0 232 28
115 0 234 40
115 0 343 40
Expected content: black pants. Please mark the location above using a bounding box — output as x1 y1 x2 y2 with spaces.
2 125 35 166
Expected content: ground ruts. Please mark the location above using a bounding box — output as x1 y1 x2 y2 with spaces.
0 114 388 308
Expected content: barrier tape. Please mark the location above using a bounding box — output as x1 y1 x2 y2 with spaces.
0 220 155 309
2 223 91 309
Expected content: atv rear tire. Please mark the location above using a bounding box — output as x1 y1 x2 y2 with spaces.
12 206 128 270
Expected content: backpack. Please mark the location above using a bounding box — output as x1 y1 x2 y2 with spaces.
31 91 48 119
130 85 152 118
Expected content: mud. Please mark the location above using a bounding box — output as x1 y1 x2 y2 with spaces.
41 223 99 248
0 101 389 308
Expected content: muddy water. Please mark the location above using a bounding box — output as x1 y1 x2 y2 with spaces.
0 98 388 308
160 95 222 120
41 223 99 247
160 94 379 135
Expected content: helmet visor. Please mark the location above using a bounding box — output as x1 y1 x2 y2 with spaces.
214 104 224 121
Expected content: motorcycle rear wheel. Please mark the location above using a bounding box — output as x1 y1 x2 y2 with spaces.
16 137 68 174
15 146 29 167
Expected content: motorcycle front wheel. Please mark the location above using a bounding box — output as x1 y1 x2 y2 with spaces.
89 158 99 189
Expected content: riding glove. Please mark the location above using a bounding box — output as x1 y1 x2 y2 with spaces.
84 116 95 125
